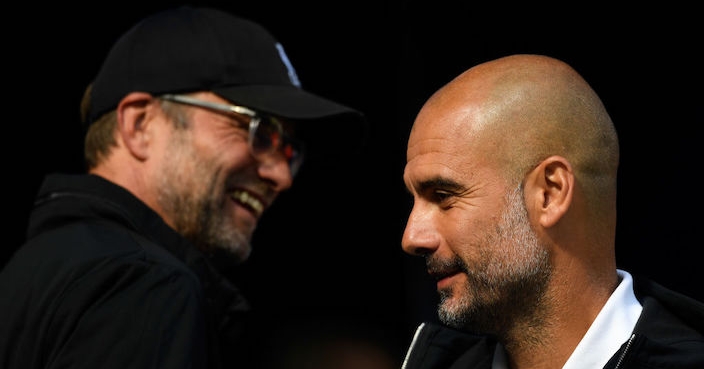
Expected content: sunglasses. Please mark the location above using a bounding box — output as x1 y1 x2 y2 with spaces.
160 94 304 176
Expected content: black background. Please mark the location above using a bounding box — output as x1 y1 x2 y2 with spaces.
6 1 702 363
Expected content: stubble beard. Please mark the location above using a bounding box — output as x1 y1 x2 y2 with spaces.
156 132 252 263
437 185 552 339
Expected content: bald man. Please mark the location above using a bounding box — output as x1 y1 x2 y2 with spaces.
400 54 704 369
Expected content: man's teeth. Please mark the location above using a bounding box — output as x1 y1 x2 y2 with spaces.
231 190 263 216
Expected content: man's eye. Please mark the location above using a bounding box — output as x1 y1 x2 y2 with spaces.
432 190 453 202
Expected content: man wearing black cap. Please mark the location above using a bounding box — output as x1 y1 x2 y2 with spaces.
0 6 366 369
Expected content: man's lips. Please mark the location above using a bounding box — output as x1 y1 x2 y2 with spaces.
428 266 463 290
427 257 465 290
435 272 461 290
230 189 266 217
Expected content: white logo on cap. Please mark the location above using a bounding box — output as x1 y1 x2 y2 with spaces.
275 43 301 88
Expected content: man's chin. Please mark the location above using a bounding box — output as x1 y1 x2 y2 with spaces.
202 243 252 271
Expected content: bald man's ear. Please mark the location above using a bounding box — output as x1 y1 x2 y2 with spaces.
525 156 574 228
116 92 157 161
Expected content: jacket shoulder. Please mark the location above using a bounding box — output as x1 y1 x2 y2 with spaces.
402 322 496 369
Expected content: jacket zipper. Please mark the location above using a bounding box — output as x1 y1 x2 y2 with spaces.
401 322 427 369
613 333 635 369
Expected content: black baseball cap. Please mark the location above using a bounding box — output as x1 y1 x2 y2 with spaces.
85 6 365 128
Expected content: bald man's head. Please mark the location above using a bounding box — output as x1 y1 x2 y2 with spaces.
409 54 619 213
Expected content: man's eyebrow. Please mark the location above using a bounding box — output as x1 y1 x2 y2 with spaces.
415 177 464 193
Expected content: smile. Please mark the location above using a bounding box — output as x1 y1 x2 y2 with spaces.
230 189 264 217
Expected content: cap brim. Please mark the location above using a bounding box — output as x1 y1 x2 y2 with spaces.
213 84 362 120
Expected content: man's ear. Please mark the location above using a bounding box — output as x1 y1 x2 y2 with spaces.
525 155 574 228
115 92 157 161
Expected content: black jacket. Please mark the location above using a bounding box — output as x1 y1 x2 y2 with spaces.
402 276 704 369
0 174 252 369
